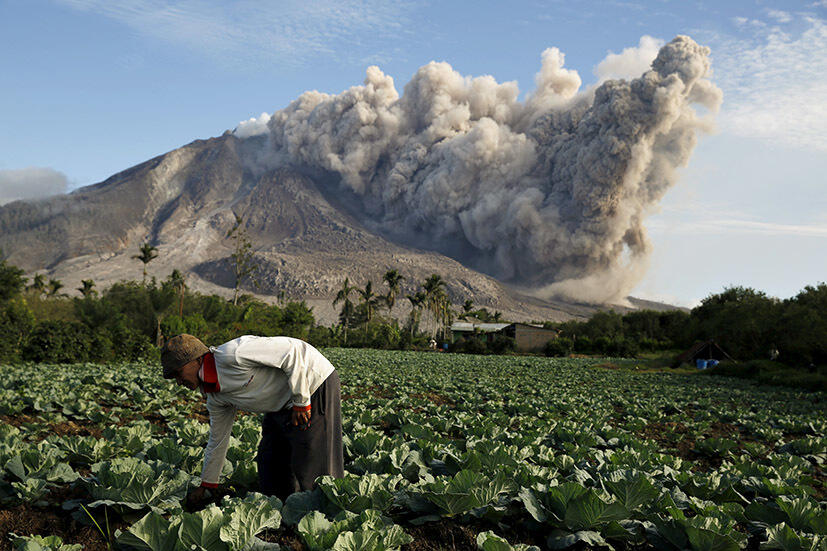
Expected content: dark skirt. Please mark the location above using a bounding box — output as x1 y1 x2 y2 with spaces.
257 370 344 500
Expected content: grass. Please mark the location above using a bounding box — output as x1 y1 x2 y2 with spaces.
588 353 827 391
699 359 827 392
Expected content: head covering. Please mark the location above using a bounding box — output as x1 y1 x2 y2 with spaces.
161 334 209 379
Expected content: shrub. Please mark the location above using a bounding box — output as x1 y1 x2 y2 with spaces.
487 334 515 355
452 337 487 355
22 320 93 363
371 324 400 350
545 337 573 357
573 336 593 354
0 297 35 363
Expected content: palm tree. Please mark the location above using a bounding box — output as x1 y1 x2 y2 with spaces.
28 274 46 296
333 278 356 344
382 269 405 314
406 291 426 340
168 269 186 317
47 278 64 297
132 242 159 284
357 280 381 332
422 274 447 339
461 299 474 319
77 279 96 297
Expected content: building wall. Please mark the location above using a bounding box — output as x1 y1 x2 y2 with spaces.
513 325 558 353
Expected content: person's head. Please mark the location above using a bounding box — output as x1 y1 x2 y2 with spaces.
161 334 209 390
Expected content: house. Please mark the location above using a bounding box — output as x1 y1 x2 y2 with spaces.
450 321 559 353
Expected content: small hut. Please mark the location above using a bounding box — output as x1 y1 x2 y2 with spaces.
673 340 734 368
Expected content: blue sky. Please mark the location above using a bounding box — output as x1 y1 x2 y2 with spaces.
1 0 825 306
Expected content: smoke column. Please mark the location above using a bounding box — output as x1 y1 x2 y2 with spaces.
236 36 722 304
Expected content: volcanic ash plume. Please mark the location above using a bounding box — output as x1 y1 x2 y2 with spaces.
237 36 722 303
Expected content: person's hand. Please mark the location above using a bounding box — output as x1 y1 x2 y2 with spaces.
292 408 311 430
185 486 212 510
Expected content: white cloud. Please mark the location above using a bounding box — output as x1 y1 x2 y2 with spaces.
767 9 793 23
594 35 664 82
647 202 827 238
709 14 827 151
53 0 415 68
0 167 69 205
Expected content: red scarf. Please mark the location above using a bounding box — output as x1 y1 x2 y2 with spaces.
200 352 221 393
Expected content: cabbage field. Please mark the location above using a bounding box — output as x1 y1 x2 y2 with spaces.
0 350 825 551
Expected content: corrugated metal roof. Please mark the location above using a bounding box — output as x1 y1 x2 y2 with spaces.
450 322 511 333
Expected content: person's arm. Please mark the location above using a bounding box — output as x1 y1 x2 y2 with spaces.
200 399 237 487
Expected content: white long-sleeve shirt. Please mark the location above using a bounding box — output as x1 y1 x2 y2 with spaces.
198 335 335 486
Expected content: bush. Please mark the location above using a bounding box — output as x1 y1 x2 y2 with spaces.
0 297 35 363
573 336 593 354
22 320 93 363
452 337 487 355
371 323 401 349
703 359 827 392
488 335 515 355
545 337 573 357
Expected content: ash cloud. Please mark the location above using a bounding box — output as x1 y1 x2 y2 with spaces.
0 167 69 205
236 36 721 304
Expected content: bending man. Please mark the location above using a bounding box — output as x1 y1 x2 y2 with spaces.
161 334 344 503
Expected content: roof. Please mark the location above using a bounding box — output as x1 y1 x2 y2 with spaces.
450 322 511 333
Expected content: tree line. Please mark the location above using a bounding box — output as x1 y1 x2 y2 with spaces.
0 241 825 369
542 285 827 368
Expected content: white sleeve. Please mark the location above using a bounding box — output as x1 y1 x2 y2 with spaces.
201 397 237 486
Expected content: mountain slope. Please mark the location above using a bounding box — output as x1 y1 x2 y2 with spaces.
0 134 680 324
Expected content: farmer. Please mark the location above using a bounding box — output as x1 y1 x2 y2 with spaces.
161 334 344 505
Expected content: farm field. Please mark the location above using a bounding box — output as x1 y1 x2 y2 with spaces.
0 349 825 551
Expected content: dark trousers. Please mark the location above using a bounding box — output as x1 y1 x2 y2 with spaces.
257 371 344 500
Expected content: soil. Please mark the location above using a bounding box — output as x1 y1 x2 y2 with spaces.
0 414 41 429
0 415 104 441
259 527 306 551
403 519 478 551
49 421 104 440
0 504 122 551
410 392 455 407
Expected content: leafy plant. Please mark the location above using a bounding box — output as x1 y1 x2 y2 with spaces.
297 509 412 551
116 493 282 551
84 457 191 515
318 473 401 513
11 534 83 551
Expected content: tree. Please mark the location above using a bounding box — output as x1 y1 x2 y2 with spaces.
0 251 25 302
461 299 474 319
357 280 382 332
132 242 159 284
77 279 96 297
226 214 258 306
405 292 426 340
167 270 187 318
422 274 447 339
47 278 64 298
692 286 780 360
333 278 356 344
382 269 405 314
27 273 46 297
